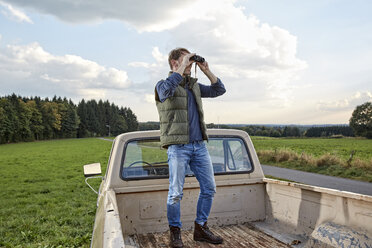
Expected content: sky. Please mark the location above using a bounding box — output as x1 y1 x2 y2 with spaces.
0 0 371 125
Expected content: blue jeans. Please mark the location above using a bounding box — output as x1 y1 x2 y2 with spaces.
167 141 216 228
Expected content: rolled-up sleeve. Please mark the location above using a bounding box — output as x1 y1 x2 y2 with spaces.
199 78 226 98
155 73 183 102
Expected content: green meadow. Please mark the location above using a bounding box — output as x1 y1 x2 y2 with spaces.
0 136 371 247
251 136 372 160
0 138 112 247
251 136 372 182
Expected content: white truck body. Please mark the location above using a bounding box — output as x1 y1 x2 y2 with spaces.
85 129 372 248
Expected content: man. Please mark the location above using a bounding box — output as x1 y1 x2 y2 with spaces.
155 48 226 248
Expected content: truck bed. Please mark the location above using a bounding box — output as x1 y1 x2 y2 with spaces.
126 223 290 248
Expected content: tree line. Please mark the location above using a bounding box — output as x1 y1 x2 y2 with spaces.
206 123 306 137
237 125 354 138
138 122 356 138
305 126 354 137
239 125 303 137
2 93 369 143
0 94 138 144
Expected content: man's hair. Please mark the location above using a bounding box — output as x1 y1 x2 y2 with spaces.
168 47 190 69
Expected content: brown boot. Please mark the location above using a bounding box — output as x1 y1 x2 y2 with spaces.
194 221 223 244
169 226 184 248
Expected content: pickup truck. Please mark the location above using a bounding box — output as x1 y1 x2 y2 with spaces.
83 129 372 248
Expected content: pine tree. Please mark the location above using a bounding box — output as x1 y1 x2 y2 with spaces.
120 107 138 132
77 99 89 138
0 98 14 143
86 100 100 136
41 101 61 139
60 100 80 138
26 100 44 140
97 100 107 136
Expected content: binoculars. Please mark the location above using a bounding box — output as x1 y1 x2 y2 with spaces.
190 55 205 63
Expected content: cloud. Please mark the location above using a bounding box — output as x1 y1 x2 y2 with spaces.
0 1 33 23
129 47 167 69
4 0 307 106
170 3 307 103
1 0 309 121
2 0 202 31
0 42 130 99
317 91 372 111
129 47 169 85
130 2 306 107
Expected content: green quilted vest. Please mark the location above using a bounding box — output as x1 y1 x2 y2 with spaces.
155 74 208 148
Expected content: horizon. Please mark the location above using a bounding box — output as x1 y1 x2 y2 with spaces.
1 0 371 125
139 121 350 126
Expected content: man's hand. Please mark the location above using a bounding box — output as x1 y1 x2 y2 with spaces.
175 53 195 76
181 53 195 67
197 61 218 84
197 61 209 73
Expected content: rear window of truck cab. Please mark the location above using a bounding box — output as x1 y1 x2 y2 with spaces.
120 136 254 180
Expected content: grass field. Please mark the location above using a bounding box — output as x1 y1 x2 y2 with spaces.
0 138 112 247
251 136 372 182
0 136 371 247
251 136 372 160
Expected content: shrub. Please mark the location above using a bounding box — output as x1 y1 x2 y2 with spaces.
275 149 298 162
299 152 317 167
351 158 372 171
315 153 344 167
257 148 372 176
257 150 276 163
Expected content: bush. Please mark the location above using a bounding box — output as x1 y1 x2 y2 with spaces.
351 158 372 171
275 149 298 162
299 152 316 167
316 153 343 167
257 150 276 163
258 149 345 168
257 148 372 174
